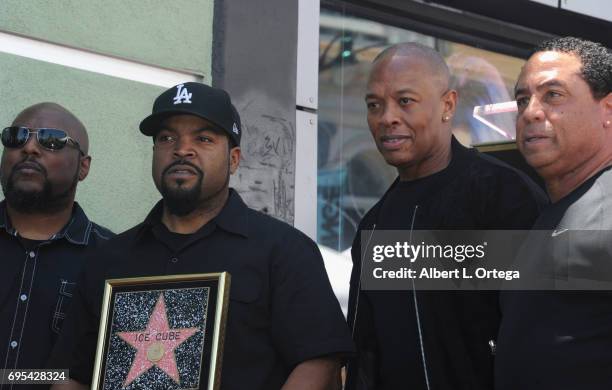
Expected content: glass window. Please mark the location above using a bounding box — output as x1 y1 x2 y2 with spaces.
317 7 525 252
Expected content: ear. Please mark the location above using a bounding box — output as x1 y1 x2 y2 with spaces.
602 92 612 129
229 146 241 174
442 89 458 121
78 155 91 181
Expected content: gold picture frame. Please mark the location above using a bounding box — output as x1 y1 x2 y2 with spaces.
91 272 230 390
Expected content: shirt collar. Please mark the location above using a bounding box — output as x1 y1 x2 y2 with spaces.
385 135 469 191
137 188 250 240
215 189 250 237
0 202 13 235
0 201 94 246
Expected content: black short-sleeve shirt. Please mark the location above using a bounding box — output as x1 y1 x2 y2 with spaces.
53 189 353 389
496 167 612 390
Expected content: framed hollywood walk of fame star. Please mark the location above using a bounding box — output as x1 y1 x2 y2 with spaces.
91 273 230 390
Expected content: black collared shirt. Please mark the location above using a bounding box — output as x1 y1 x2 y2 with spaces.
54 189 353 389
0 201 113 374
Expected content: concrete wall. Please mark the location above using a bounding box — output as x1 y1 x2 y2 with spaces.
213 0 299 224
0 0 213 74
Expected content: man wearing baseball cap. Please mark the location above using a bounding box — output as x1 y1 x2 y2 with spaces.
51 82 353 390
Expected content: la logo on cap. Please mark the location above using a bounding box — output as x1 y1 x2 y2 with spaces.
173 84 192 105
232 123 239 134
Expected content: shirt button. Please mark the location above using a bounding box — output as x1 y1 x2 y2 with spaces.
171 257 178 263
20 294 27 301
28 251 35 258
10 341 17 348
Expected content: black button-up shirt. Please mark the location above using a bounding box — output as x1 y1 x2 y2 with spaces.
54 189 353 389
0 201 113 373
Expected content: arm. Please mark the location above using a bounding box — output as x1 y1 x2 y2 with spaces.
281 356 342 390
50 379 88 390
267 228 353 389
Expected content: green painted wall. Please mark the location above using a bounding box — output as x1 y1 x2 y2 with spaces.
0 53 166 233
0 0 213 76
0 1 214 233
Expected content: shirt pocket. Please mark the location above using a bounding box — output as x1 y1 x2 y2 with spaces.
229 274 261 303
51 279 76 334
228 273 265 327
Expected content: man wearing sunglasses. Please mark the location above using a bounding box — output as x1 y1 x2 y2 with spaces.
0 103 113 372
51 83 353 390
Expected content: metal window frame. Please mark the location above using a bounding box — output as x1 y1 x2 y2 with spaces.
294 0 320 239
321 0 555 59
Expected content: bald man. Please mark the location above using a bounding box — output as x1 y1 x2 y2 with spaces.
0 103 113 371
345 43 547 390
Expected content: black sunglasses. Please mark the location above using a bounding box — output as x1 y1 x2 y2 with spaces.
1 126 85 156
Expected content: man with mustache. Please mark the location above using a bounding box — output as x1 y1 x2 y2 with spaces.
495 37 612 389
345 43 547 390
52 83 353 390
0 103 113 371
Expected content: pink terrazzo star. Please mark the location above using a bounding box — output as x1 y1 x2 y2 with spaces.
116 293 199 387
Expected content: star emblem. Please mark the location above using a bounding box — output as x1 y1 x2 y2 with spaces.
116 293 200 387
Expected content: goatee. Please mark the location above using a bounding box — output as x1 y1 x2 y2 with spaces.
160 161 204 217
1 159 78 214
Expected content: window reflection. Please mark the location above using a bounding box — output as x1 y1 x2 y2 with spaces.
318 8 525 251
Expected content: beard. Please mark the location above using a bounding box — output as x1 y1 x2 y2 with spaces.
160 160 205 217
1 158 78 214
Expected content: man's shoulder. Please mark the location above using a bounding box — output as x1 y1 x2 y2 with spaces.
560 167 612 228
89 222 114 242
353 147 548 232
463 147 531 181
575 167 612 204
459 147 547 200
593 167 612 196
64 203 114 247
244 206 315 244
87 223 144 257
79 223 146 279
357 201 382 232
105 223 144 244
